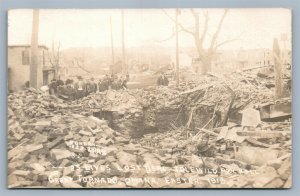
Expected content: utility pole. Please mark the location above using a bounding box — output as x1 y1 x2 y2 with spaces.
30 9 41 89
110 16 115 73
175 8 180 86
121 9 126 74
273 38 283 99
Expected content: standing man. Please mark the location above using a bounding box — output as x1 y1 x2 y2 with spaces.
74 76 85 99
103 74 109 90
85 78 91 96
98 78 103 92
57 77 64 87
90 77 97 93
121 76 128 89
64 79 75 101
126 72 130 82
48 79 58 95
109 73 115 90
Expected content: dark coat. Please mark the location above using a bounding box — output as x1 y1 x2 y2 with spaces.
157 75 169 86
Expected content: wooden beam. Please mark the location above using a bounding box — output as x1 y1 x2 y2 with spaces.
30 9 42 89
273 38 284 99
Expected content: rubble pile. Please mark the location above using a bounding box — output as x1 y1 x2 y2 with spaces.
133 87 184 132
8 100 130 187
73 71 277 136
160 71 277 130
7 69 292 188
177 72 274 110
137 120 292 188
78 87 185 136
8 88 74 118
77 90 144 133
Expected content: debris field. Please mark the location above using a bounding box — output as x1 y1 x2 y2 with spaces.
8 71 292 188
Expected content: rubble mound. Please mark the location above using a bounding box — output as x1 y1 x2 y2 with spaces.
7 70 292 188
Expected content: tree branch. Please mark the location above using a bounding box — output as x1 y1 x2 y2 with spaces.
155 28 190 42
74 57 92 74
200 11 209 47
48 52 54 67
188 9 206 59
214 38 239 49
162 9 195 36
209 9 229 51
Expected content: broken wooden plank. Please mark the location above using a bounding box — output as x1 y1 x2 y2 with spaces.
8 139 29 160
47 137 64 149
25 144 44 153
216 126 245 143
245 137 272 148
12 170 31 176
236 130 290 138
220 84 236 126
33 121 52 126
180 84 213 95
260 101 291 122
196 128 218 137
50 149 72 161
79 130 93 136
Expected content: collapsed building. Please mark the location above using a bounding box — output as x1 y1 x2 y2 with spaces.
7 69 292 188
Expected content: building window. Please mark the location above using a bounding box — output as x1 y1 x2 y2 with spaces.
22 50 30 65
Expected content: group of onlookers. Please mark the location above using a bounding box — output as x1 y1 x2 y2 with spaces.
157 73 169 86
48 74 129 101
48 72 169 101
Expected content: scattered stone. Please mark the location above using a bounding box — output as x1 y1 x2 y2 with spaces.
283 175 292 188
12 170 31 176
30 163 45 172
164 159 176 167
277 157 291 180
50 149 72 161
25 144 44 153
235 146 279 166
266 159 283 170
241 108 261 127
252 166 278 188
7 78 291 188
47 137 64 149
264 178 284 188
79 130 93 136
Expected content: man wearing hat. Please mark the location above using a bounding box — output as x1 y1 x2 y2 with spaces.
90 77 98 93
48 79 58 95
74 76 86 99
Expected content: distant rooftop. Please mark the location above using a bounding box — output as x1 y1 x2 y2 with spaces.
8 44 49 50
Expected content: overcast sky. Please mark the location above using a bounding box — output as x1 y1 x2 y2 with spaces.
8 9 291 50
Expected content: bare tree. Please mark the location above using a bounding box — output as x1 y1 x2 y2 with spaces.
48 41 61 79
163 9 238 74
72 56 93 74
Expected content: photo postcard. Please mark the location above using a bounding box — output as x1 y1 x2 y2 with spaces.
7 8 292 188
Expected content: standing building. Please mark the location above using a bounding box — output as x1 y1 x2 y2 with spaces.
8 45 55 92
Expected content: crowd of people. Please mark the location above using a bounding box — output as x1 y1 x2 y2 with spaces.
48 74 129 101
